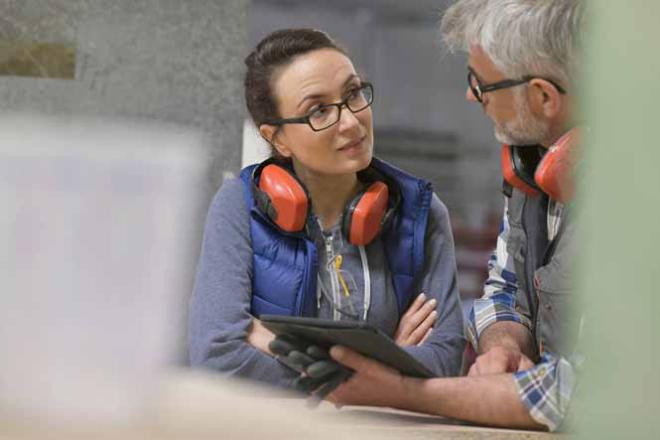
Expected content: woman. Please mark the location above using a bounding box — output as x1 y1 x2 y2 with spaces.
189 29 464 388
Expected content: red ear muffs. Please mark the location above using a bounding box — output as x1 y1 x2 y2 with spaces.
256 164 309 232
342 181 389 246
252 160 398 245
501 144 543 197
502 128 580 203
534 129 579 204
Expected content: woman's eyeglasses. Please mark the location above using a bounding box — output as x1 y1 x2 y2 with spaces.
263 82 374 132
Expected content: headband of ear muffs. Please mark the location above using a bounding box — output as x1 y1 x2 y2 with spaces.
251 159 399 246
501 128 579 203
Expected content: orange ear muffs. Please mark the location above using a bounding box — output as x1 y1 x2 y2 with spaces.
534 129 580 204
501 144 543 197
501 128 580 203
342 181 389 246
252 160 399 245
254 163 309 232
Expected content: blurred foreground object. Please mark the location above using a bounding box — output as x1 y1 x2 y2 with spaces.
2 368 554 439
0 115 207 427
576 0 660 438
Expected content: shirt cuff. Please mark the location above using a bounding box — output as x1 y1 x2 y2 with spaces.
513 355 576 432
468 294 533 349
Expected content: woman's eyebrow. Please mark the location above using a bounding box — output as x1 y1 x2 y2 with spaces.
341 74 360 88
296 93 324 111
296 74 361 110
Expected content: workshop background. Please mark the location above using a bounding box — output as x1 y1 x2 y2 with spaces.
2 1 660 437
245 0 502 305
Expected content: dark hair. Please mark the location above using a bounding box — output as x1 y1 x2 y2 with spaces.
244 28 347 156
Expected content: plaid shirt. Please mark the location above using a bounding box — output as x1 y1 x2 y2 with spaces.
466 198 577 431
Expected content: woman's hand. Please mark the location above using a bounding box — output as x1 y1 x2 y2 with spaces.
394 293 438 347
247 317 276 355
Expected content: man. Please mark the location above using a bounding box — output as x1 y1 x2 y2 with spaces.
326 0 584 431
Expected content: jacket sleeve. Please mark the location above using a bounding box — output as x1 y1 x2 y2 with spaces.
402 194 466 377
465 198 534 350
188 178 298 388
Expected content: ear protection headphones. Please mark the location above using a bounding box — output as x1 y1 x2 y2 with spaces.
251 159 400 246
501 128 580 203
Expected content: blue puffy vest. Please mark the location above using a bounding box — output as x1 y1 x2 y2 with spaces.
239 157 432 318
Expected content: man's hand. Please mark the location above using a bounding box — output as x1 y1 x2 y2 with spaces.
327 346 410 408
468 345 535 376
394 293 438 347
469 321 537 375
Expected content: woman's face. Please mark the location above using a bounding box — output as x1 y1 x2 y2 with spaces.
262 48 374 178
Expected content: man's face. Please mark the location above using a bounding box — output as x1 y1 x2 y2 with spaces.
467 45 550 145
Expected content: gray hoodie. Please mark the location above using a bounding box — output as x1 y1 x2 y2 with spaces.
188 178 465 388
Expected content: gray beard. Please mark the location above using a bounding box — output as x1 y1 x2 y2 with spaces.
494 92 550 145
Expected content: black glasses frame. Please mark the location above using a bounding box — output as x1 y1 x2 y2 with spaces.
262 82 374 132
468 70 566 103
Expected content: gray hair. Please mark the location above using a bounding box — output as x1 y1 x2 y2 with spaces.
440 0 584 87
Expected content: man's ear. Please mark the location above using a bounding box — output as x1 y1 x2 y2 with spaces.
528 78 563 119
259 124 292 158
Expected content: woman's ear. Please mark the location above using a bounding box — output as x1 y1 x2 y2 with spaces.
529 78 563 119
259 124 292 158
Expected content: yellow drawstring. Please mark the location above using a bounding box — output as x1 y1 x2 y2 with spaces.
334 255 351 297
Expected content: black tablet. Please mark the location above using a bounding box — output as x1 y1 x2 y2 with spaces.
260 315 434 378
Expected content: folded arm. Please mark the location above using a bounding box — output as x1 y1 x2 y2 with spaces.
401 195 465 377
188 179 297 388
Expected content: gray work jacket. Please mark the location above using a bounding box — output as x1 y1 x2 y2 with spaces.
506 187 579 357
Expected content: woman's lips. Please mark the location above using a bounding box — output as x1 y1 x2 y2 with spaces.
338 135 366 153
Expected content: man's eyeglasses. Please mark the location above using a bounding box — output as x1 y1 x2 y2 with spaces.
467 70 566 103
263 82 374 132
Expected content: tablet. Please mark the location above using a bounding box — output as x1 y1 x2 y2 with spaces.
260 315 434 378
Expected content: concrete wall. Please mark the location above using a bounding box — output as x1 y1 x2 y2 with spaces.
0 0 248 193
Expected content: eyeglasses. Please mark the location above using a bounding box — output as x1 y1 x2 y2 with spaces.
263 82 374 132
467 70 566 103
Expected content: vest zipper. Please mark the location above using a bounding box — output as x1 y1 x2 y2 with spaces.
324 234 340 321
